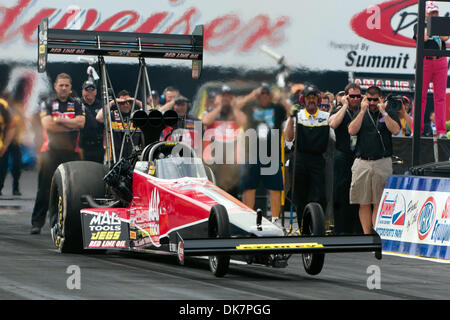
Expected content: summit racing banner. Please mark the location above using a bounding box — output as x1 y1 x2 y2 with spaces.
1 0 450 74
375 175 450 262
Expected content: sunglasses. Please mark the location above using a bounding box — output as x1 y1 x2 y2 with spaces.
367 97 379 102
349 94 362 99
319 104 330 110
84 87 96 91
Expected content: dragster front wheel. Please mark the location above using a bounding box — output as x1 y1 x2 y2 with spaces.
208 204 231 277
301 202 326 276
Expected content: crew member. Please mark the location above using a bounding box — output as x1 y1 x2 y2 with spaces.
31 73 85 234
96 90 142 161
284 85 330 230
162 95 202 149
79 80 104 163
348 86 400 234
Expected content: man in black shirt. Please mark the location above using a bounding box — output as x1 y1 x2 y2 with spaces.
80 80 104 163
348 86 400 234
31 73 85 234
96 90 143 162
284 85 330 230
328 83 363 235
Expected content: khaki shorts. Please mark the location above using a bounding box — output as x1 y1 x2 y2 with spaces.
350 157 392 205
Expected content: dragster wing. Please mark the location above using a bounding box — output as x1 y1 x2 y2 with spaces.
37 18 203 78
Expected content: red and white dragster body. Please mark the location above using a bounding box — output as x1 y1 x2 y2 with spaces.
81 163 283 252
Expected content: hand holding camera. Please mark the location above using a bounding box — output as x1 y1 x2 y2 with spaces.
290 104 301 117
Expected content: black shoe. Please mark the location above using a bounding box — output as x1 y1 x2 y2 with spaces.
30 226 41 235
13 190 21 196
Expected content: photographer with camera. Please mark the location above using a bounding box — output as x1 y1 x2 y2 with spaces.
348 86 400 234
393 95 413 137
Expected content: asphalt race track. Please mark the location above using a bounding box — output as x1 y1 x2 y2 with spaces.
0 170 448 301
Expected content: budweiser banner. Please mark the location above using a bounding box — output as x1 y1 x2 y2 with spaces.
1 0 450 74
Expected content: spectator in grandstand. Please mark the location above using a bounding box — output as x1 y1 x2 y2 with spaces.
328 83 363 235
348 86 400 234
413 1 449 139
31 73 85 235
239 83 291 229
79 80 104 163
96 90 142 161
284 84 330 231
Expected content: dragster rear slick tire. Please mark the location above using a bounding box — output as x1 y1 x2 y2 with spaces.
49 161 106 253
301 202 326 275
208 204 231 277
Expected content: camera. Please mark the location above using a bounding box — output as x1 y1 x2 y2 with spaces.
385 93 403 112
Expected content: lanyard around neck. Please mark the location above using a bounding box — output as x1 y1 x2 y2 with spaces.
366 109 386 152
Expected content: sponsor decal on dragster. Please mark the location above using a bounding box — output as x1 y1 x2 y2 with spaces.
132 188 162 248
82 210 130 249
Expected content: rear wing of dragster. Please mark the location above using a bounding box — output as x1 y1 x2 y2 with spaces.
37 17 203 79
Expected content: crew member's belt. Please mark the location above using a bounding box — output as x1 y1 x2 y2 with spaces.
358 156 390 161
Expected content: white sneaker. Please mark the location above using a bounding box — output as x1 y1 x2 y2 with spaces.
271 217 284 229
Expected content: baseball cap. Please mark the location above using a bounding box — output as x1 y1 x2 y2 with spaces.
222 85 232 94
151 90 159 96
174 96 189 104
303 85 320 97
260 83 271 93
402 96 411 104
426 1 439 13
82 80 96 90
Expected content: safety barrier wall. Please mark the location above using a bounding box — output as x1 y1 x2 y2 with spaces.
375 175 450 261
